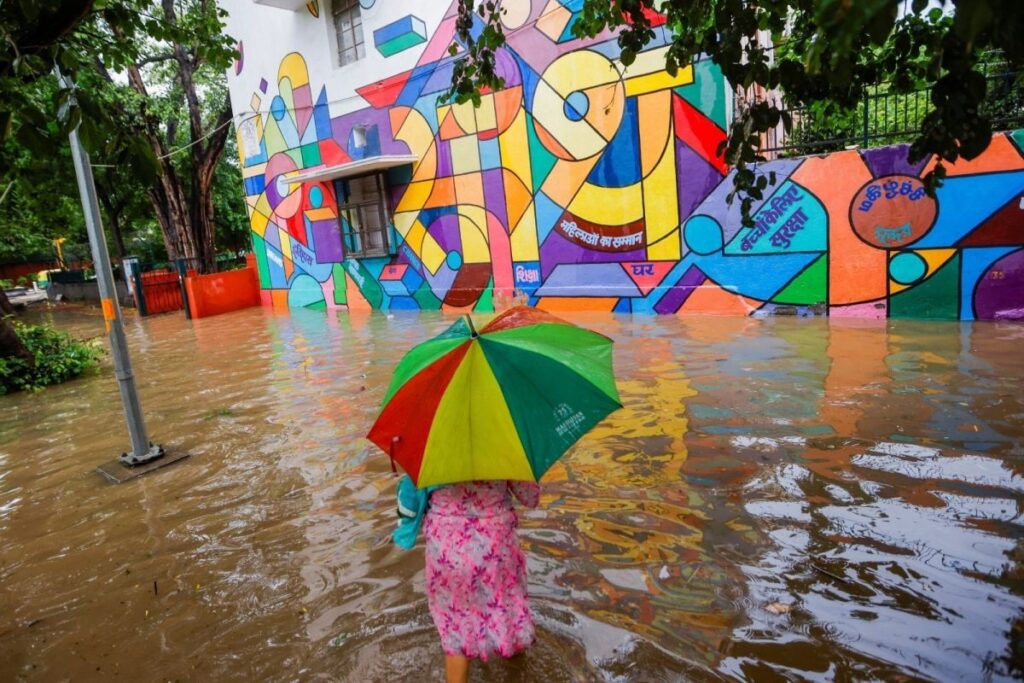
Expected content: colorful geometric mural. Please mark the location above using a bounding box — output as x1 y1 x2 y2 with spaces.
233 0 1024 320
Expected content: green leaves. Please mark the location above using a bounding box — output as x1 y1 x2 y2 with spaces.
0 319 103 395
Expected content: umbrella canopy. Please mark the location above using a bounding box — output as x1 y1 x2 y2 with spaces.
367 306 621 487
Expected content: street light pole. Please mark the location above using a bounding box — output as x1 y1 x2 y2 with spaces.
61 71 163 466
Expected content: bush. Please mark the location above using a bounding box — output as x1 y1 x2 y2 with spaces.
0 319 104 394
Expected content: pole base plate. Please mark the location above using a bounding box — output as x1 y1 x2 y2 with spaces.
96 446 188 484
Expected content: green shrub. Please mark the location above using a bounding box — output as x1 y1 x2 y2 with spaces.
0 319 104 395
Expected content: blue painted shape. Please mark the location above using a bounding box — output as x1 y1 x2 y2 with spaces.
534 191 564 244
915 171 1024 247
725 180 827 254
564 91 589 121
401 264 424 292
513 51 544 113
960 246 1017 320
313 88 332 140
613 298 632 313
381 278 411 297
695 250 821 301
513 261 542 295
412 95 441 134
265 244 288 289
397 63 439 107
683 214 724 255
587 98 641 188
479 137 501 170
243 174 266 196
271 96 287 121
348 124 381 160
289 237 333 281
373 15 427 57
535 263 642 297
309 186 323 208
446 250 463 270
389 296 420 311
889 252 927 284
421 60 456 96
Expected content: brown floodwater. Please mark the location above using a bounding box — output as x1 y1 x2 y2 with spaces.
1 304 1022 682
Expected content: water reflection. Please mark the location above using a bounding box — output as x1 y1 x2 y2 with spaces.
0 305 1021 681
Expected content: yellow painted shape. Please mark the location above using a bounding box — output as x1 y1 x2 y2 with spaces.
450 135 482 174
474 94 497 132
278 53 310 88
458 206 491 263
450 100 479 136
623 64 693 97
305 207 336 221
569 180 644 226
637 91 673 177
511 205 539 261
419 342 533 486
392 106 436 182
254 193 272 218
396 180 434 213
279 229 293 261
454 172 485 207
642 115 680 260
541 157 600 207
533 81 607 160
249 93 262 112
498 108 532 192
250 210 269 237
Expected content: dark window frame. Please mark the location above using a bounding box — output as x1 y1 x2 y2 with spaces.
335 172 394 259
332 0 366 67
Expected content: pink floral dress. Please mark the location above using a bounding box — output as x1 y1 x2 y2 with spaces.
423 480 540 660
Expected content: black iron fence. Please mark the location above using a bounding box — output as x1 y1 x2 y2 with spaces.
737 65 1024 158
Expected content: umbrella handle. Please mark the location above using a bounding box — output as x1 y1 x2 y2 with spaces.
389 436 399 475
464 314 478 338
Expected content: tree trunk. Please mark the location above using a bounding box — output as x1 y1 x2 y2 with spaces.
0 291 33 367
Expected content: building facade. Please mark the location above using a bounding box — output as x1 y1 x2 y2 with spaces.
223 0 1024 319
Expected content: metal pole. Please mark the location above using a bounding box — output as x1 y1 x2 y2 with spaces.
61 71 163 466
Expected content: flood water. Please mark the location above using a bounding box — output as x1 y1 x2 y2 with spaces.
1 305 1022 682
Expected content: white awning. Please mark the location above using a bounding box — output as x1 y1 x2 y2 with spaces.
287 154 419 184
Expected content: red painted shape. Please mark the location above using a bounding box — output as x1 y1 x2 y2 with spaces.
184 262 261 319
672 95 728 175
958 191 1024 246
624 6 668 27
356 70 413 109
367 342 471 485
318 139 350 167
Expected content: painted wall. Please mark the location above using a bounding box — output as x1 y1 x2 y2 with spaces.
223 0 1024 320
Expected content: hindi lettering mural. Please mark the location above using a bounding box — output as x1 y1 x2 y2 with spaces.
229 0 1024 320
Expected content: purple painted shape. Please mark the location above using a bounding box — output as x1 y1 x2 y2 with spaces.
331 108 409 156
494 48 522 88
535 263 641 297
481 169 507 229
539 230 645 279
686 158 803 248
259 78 268 94
436 139 453 177
654 265 705 314
311 219 344 262
861 144 930 178
676 138 725 222
426 213 461 253
974 249 1024 320
421 62 456 96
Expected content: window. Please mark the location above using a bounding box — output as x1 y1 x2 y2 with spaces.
336 173 393 258
333 0 365 66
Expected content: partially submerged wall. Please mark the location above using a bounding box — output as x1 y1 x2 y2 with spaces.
224 0 1024 320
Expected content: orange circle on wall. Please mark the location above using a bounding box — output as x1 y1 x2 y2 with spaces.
849 174 938 249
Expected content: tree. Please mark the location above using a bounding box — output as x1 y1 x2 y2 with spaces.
450 0 1024 222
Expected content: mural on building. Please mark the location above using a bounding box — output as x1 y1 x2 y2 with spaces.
233 0 1024 319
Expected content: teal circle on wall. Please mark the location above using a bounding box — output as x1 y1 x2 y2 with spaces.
683 215 724 255
309 185 323 208
446 250 463 270
889 251 927 284
564 91 589 122
288 273 326 310
359 0 374 8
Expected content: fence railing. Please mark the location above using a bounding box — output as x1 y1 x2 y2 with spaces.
737 66 1024 159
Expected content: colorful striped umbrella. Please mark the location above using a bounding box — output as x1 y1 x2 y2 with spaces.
367 306 621 488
